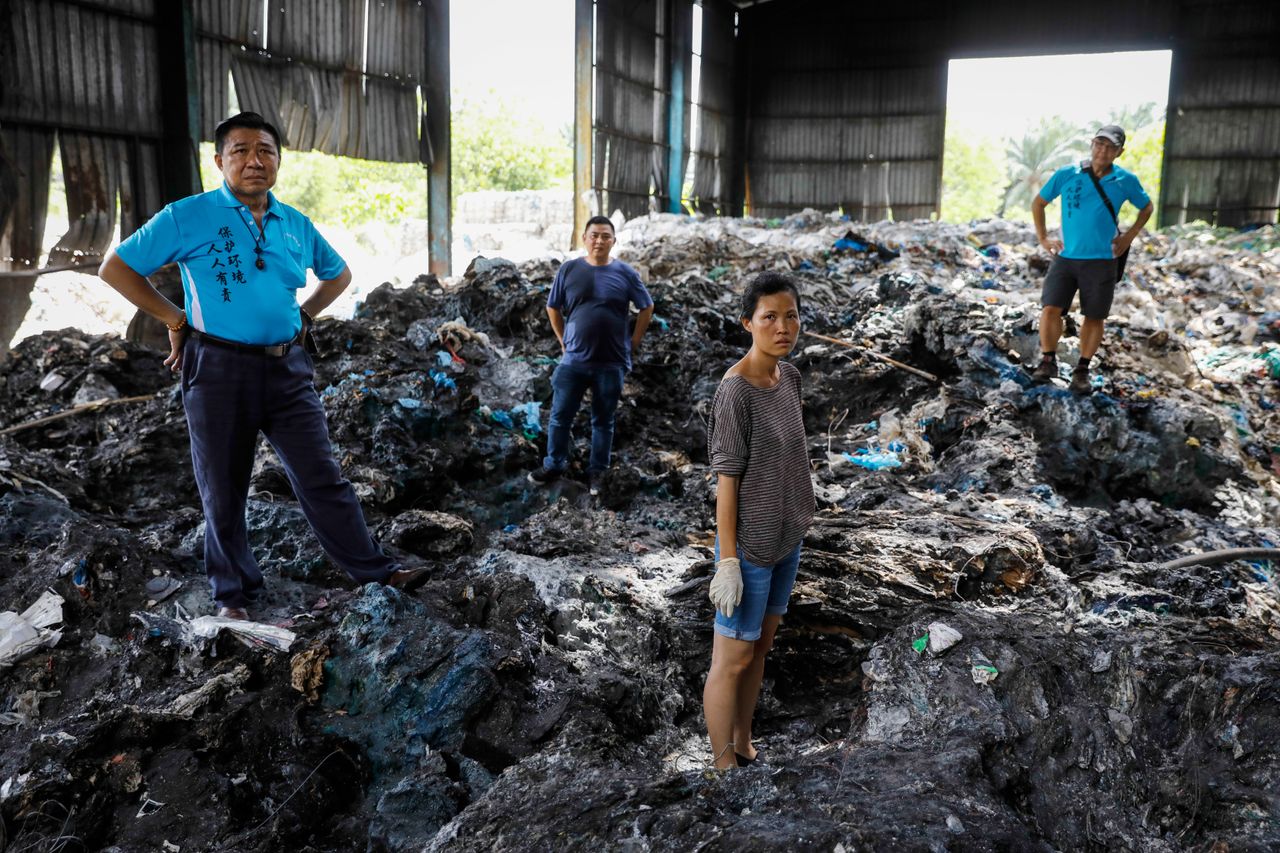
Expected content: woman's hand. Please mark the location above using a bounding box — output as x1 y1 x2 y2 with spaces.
708 557 743 617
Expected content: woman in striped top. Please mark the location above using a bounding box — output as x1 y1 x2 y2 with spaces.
703 272 815 769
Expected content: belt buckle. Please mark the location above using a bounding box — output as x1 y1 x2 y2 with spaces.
266 342 288 357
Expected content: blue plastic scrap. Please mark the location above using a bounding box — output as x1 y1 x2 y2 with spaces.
510 401 542 437
397 397 423 410
843 449 903 470
435 351 453 367
429 370 458 392
833 237 868 252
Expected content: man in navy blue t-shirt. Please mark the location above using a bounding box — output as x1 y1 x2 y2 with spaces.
528 216 654 495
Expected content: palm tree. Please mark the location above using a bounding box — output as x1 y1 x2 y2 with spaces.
998 117 1089 216
1094 102 1162 137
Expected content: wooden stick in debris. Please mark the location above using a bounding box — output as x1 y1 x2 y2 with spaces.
803 331 939 383
0 260 102 279
0 393 158 437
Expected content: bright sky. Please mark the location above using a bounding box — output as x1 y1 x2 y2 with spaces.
451 0 574 127
947 50 1173 139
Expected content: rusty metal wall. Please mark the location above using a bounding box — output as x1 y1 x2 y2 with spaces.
594 0 668 218
0 127 55 272
690 0 734 215
0 0 166 269
193 0 423 162
1162 0 1280 226
193 0 263 139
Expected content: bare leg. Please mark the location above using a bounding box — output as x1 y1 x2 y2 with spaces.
704 633 756 769
1078 317 1105 360
1039 305 1065 355
732 612 778 758
731 614 781 761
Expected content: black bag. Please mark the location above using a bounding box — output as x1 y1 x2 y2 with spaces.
1083 160 1128 283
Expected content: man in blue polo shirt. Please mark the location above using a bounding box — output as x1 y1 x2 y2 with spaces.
528 215 654 496
98 112 423 621
1031 124 1153 394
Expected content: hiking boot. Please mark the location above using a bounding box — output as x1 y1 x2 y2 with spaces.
588 471 604 497
1069 367 1092 395
1030 357 1058 383
527 466 561 486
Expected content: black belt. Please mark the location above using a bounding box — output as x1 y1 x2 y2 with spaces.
190 327 303 357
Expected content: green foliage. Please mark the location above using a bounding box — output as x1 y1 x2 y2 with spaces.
194 91 572 230
198 142 426 230
451 91 572 195
1118 119 1164 225
941 131 1005 222
999 116 1089 220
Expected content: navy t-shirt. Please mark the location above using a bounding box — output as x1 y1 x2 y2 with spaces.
546 258 653 370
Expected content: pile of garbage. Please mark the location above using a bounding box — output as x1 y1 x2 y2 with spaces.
0 211 1277 851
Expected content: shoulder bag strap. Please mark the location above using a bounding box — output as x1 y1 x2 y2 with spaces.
1083 162 1121 234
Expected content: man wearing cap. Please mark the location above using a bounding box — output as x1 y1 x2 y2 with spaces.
98 111 423 620
1030 124 1153 394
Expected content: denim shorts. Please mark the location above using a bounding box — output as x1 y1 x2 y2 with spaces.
712 540 802 642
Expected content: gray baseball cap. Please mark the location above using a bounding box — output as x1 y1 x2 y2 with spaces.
1094 125 1126 147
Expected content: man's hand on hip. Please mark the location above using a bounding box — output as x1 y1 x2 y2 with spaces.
1112 235 1135 257
1039 236 1063 255
163 327 187 372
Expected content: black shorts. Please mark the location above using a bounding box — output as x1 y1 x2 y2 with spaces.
1040 256 1117 319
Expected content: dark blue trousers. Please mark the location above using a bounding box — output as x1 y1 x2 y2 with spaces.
543 363 625 473
181 336 397 608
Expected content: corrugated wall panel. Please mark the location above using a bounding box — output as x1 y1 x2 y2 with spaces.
194 0 263 43
197 36 232 138
1 0 165 267
366 0 424 83
49 133 123 263
2 0 161 134
594 0 665 218
267 0 360 69
0 127 55 271
1162 0 1280 226
738 2 948 220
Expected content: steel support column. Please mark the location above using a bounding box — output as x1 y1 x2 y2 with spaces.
665 1 692 213
425 0 451 276
155 0 201 203
573 0 593 248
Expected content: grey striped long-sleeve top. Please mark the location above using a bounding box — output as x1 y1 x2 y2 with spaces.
707 360 815 566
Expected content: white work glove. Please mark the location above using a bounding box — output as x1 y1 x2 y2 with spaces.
708 557 744 618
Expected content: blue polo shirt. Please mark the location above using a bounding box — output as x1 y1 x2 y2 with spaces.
115 183 346 345
1039 163 1151 260
547 257 653 371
